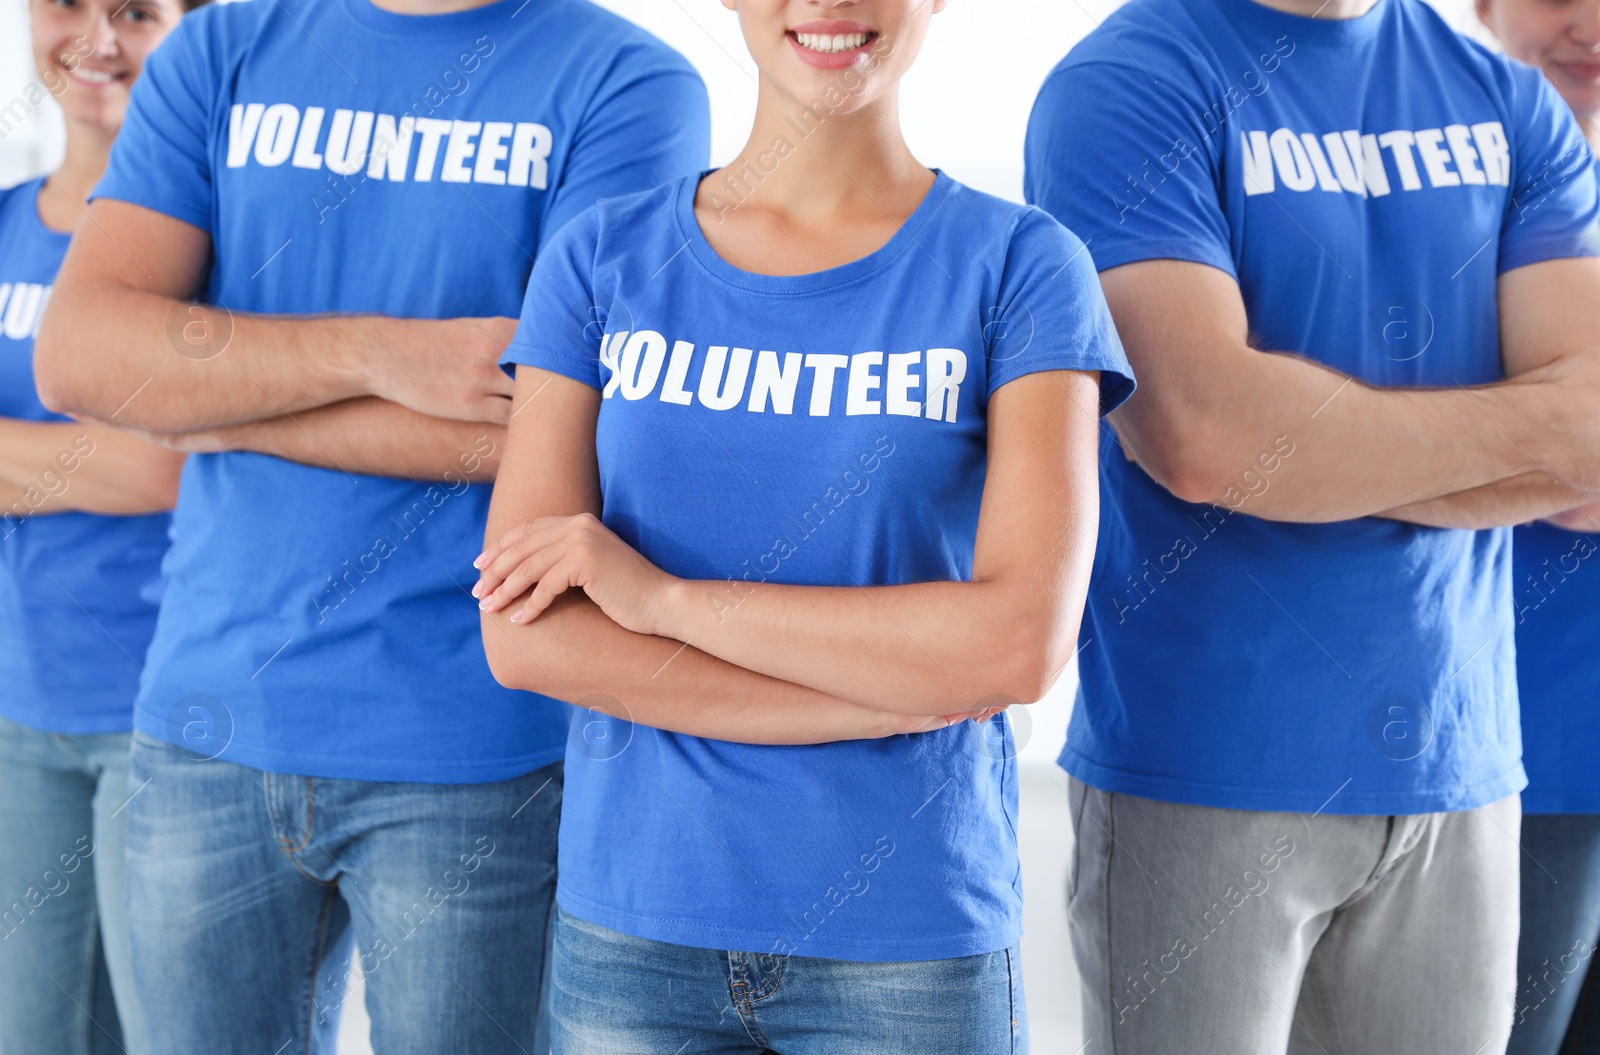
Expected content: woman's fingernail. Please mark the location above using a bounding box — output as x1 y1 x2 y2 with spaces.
478 598 493 611
470 582 483 598
510 610 524 623
472 554 487 569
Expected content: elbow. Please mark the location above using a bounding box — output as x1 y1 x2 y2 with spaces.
482 620 529 692
1113 404 1238 507
981 615 1080 707
1136 435 1238 507
482 612 568 697
1162 462 1233 507
32 331 75 418
34 303 99 419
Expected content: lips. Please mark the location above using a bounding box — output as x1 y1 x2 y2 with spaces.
1551 59 1600 85
65 65 126 88
786 21 880 70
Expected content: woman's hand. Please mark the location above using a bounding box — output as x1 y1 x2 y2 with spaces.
474 513 677 635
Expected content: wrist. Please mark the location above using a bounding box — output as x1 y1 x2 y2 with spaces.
326 315 391 399
1480 380 1555 477
653 576 698 642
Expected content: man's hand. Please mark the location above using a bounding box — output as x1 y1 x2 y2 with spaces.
1507 349 1600 493
37 201 519 432
362 316 518 425
1545 502 1600 533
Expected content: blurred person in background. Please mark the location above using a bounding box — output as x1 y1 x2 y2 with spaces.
0 0 198 1052
1476 1 1600 1050
31 0 708 1049
1026 0 1600 1048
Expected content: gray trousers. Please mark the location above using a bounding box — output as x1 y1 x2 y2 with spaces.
1067 778 1521 1055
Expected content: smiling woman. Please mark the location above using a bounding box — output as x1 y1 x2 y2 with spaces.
0 2 198 1053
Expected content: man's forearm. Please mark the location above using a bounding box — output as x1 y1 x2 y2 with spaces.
1101 260 1600 524
38 203 517 434
1119 353 1550 524
37 283 377 431
181 398 504 483
1379 471 1600 530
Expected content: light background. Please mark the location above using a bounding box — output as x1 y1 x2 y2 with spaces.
0 0 1501 1049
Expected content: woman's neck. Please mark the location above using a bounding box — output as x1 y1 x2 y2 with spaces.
720 79 929 223
40 121 115 232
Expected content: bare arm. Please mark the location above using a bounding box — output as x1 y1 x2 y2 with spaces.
1099 258 1600 523
1377 260 1600 528
482 371 1101 715
145 398 506 483
479 368 973 744
1545 504 1600 533
0 418 181 515
1379 473 1595 529
34 201 515 432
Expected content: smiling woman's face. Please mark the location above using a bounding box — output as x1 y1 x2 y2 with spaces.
1480 0 1600 126
721 0 946 118
31 0 188 134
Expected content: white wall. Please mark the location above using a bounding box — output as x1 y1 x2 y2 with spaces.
0 0 65 185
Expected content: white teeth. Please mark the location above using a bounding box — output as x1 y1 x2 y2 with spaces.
795 31 870 54
72 68 115 83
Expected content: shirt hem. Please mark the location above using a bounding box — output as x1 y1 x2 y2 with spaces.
88 187 211 235
499 343 601 388
1059 745 1528 815
1522 794 1600 815
0 705 132 736
1079 240 1239 280
132 710 566 784
555 884 1020 963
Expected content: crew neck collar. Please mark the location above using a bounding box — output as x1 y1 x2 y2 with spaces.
336 0 535 38
1210 0 1390 45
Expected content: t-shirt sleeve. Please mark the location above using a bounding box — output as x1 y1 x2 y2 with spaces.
988 208 1136 415
1498 64 1600 273
501 206 604 389
91 14 217 232
537 53 710 250
1024 59 1235 278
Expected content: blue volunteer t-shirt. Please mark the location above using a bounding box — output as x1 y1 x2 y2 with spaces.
1026 0 1600 814
93 0 709 781
0 179 170 734
1514 522 1600 814
501 172 1133 961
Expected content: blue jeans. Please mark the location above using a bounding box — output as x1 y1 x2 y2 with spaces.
0 717 144 1055
550 907 1027 1054
125 732 561 1055
1509 813 1600 1055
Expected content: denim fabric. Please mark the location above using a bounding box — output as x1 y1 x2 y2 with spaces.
549 907 1026 1054
125 732 561 1054
0 717 143 1055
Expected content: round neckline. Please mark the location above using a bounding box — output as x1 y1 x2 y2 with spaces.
1210 0 1390 45
673 169 955 296
336 0 534 38
27 179 75 243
